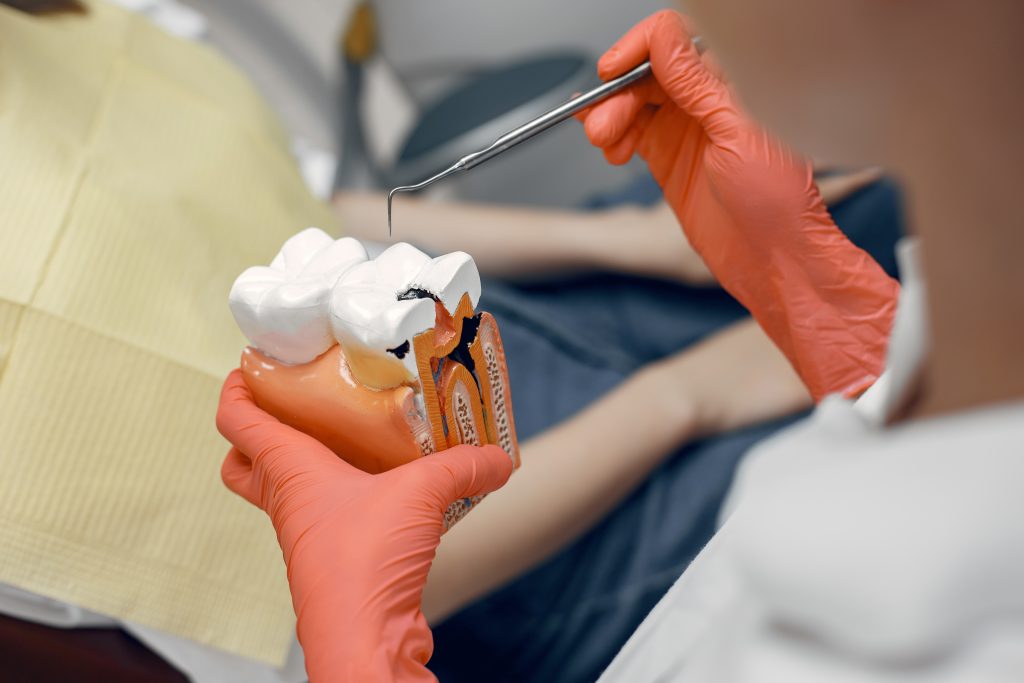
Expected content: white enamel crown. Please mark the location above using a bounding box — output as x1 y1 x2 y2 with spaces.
229 229 481 385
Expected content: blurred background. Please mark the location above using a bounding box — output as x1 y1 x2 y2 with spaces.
187 0 671 206
0 2 907 682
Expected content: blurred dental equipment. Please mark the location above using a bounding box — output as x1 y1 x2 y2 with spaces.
386 61 654 234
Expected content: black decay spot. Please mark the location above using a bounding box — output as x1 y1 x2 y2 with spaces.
387 340 411 359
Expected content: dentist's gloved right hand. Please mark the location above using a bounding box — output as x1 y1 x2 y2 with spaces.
216 370 513 682
580 10 899 400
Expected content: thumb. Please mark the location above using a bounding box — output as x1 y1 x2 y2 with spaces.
405 444 514 506
598 9 683 80
221 447 260 507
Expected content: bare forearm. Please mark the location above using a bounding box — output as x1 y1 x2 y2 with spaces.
814 167 883 206
593 202 713 285
334 170 883 285
422 362 695 624
333 190 713 284
650 319 813 437
334 190 609 278
422 319 811 624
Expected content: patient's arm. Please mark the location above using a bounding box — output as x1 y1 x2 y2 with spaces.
333 190 715 284
333 169 881 288
816 166 883 205
421 318 811 624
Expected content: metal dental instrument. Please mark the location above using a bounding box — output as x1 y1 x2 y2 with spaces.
387 60 653 235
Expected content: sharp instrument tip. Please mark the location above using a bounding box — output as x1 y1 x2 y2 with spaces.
385 162 464 238
387 187 397 237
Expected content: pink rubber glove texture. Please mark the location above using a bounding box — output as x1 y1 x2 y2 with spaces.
581 10 900 400
216 370 513 682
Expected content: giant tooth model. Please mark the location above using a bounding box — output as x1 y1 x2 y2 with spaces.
229 228 520 528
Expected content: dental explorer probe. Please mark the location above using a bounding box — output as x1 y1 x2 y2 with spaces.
386 61 654 235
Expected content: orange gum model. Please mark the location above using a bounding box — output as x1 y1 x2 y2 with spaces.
240 293 519 527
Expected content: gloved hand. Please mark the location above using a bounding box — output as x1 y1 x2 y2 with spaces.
580 10 899 400
216 370 513 682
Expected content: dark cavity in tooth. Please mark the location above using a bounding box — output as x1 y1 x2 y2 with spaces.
387 340 411 359
449 314 482 376
397 287 438 302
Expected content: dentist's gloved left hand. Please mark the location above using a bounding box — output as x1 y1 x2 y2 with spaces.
216 370 513 682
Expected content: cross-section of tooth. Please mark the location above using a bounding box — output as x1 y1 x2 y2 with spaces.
411 251 482 314
230 229 519 530
329 242 482 389
229 227 367 364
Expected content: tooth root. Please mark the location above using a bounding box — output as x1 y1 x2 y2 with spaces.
437 361 489 531
413 327 449 451
439 362 486 449
413 252 481 313
468 312 520 467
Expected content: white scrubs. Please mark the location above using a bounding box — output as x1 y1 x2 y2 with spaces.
600 241 1024 682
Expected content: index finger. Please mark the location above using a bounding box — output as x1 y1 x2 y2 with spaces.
598 10 700 80
601 11 737 142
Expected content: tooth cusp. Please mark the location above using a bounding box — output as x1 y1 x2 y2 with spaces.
235 232 485 389
300 236 369 277
412 251 482 313
228 228 369 364
269 227 334 275
373 242 433 285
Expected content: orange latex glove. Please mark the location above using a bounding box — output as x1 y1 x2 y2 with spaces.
216 370 513 682
580 10 899 400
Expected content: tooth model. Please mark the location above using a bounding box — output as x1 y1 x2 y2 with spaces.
229 228 520 527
